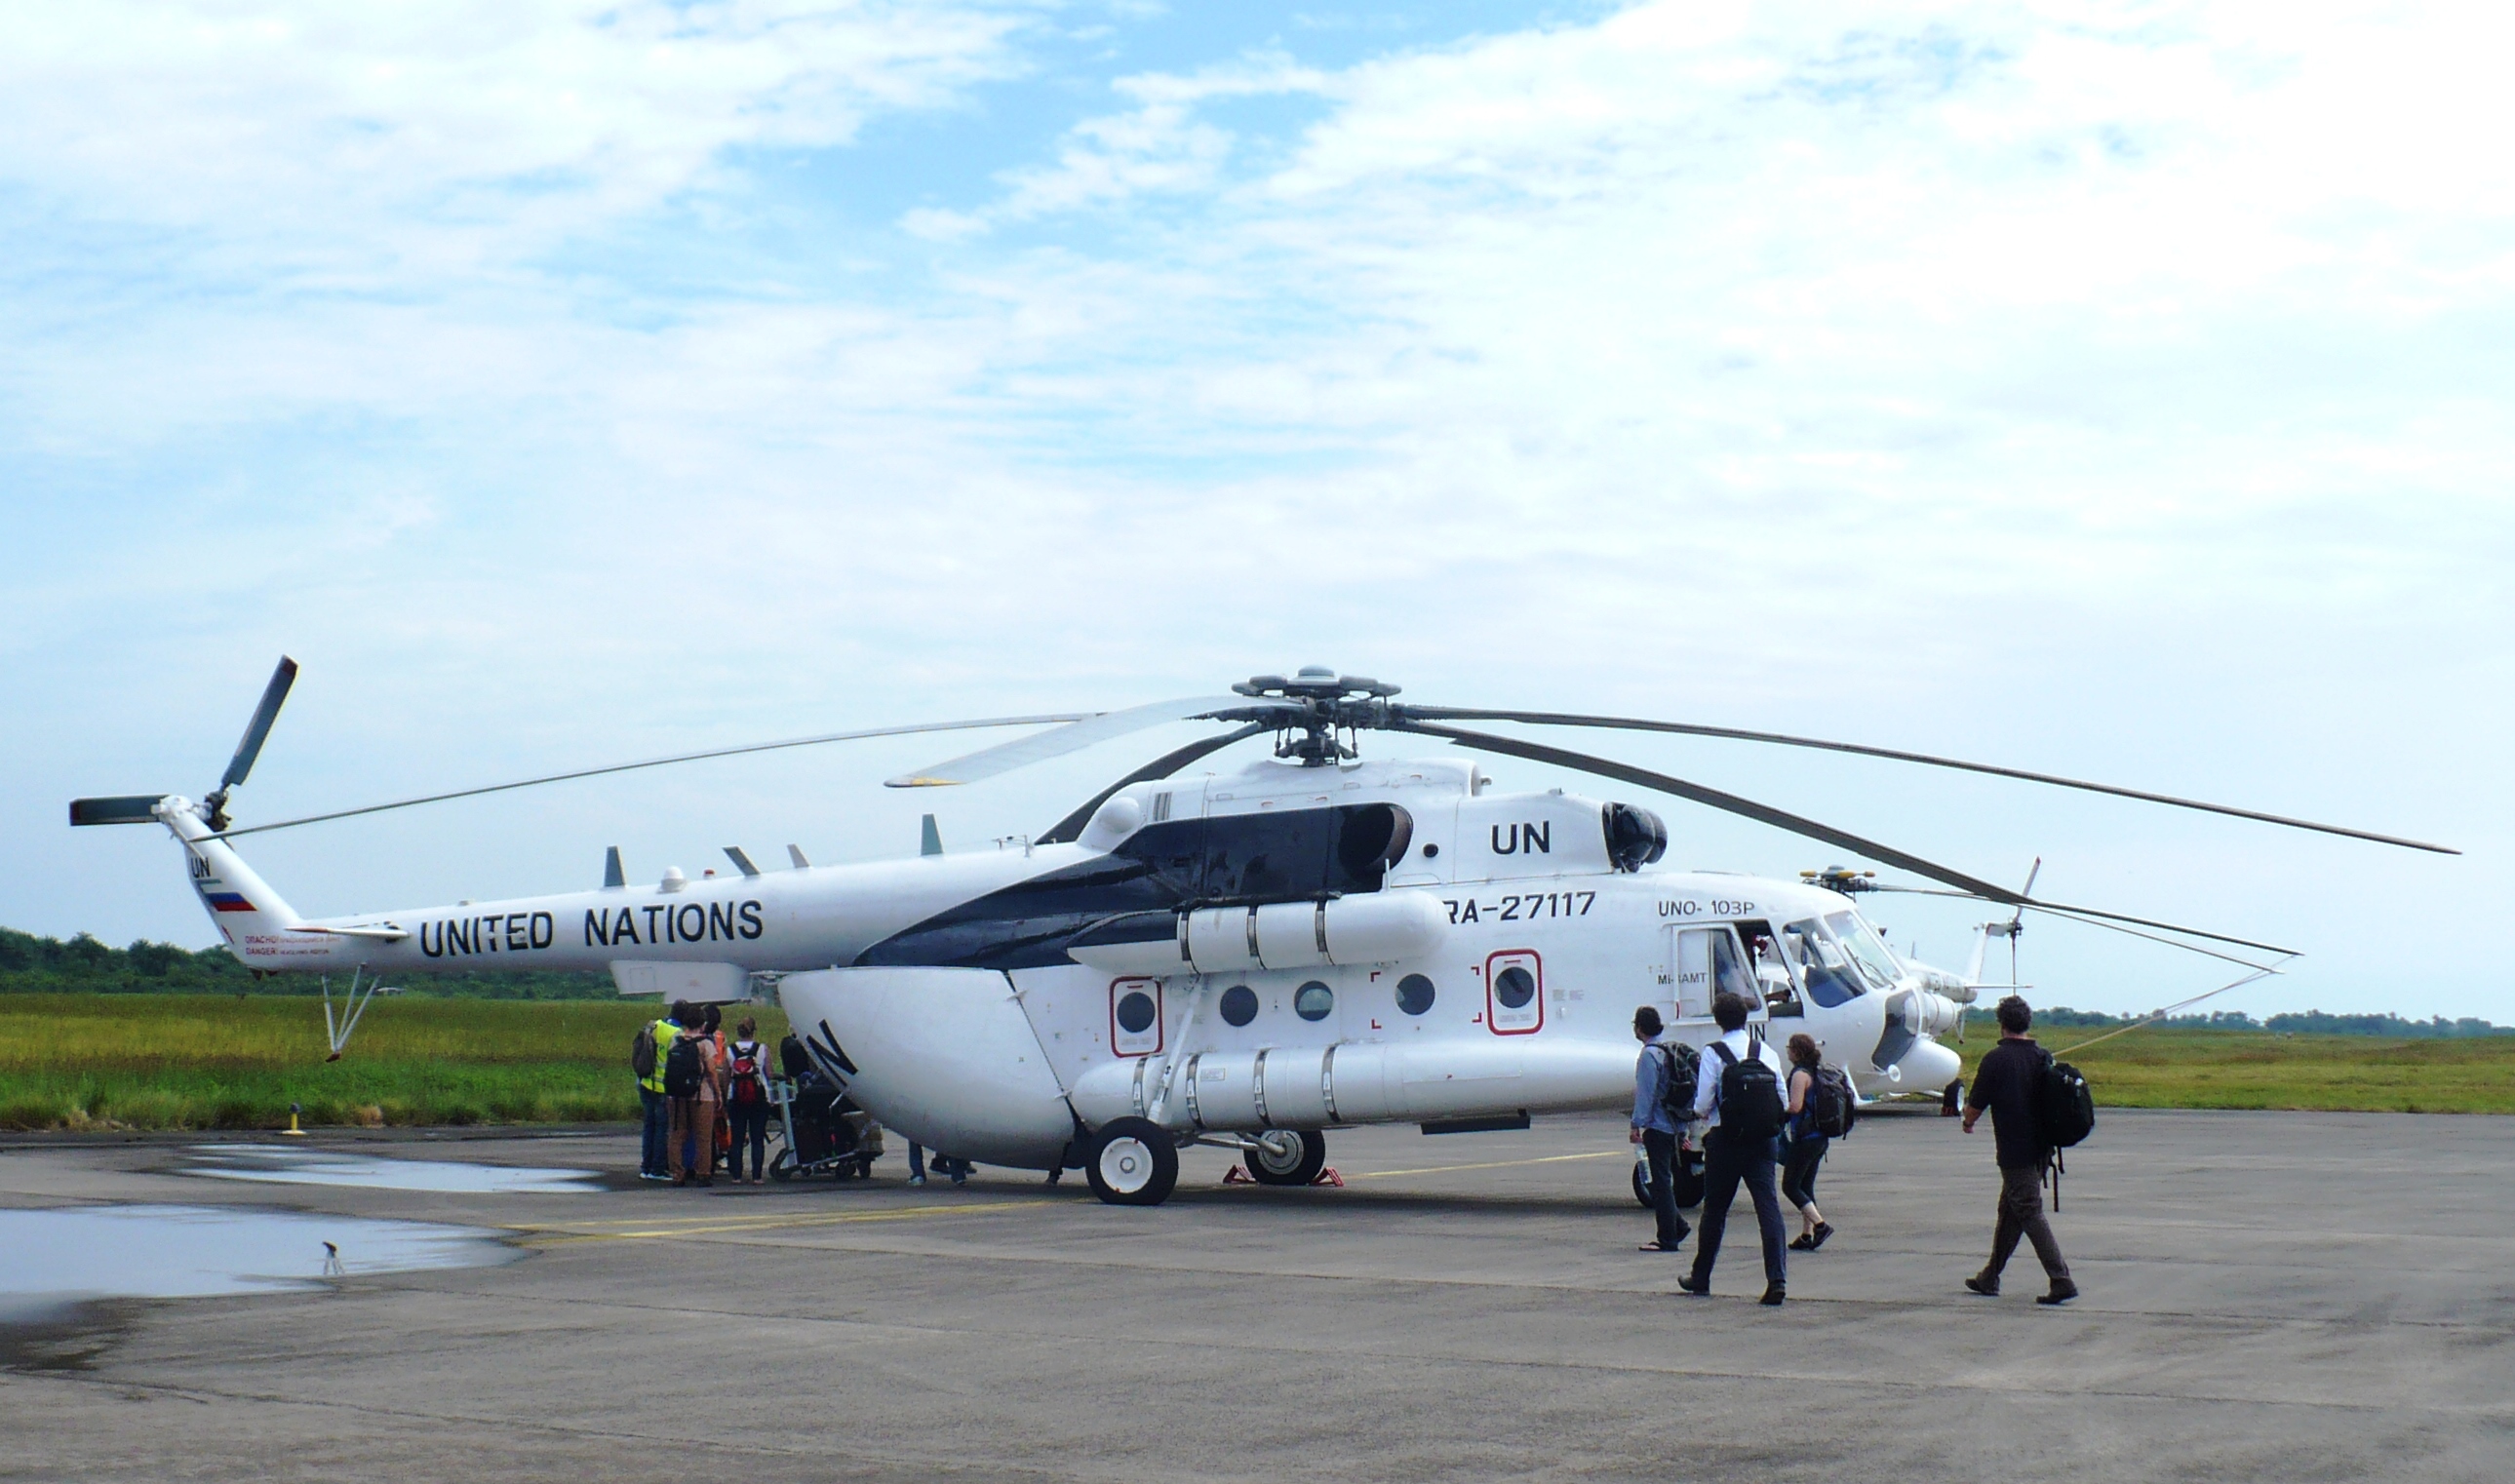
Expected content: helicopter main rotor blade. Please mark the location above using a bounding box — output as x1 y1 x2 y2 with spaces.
884 696 1277 789
213 713 1094 840
1396 706 2456 856
220 656 299 791
1396 720 2296 955
1037 722 1276 844
1869 882 2292 958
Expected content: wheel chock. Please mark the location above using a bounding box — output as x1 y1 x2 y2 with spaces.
1310 1167 1345 1188
1223 1165 1257 1185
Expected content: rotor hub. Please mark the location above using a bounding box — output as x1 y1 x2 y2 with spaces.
1228 668 1401 766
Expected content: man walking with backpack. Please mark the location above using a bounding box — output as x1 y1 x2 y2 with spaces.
1630 1006 1695 1253
633 1003 685 1183
1961 996 2078 1305
1677 993 1792 1305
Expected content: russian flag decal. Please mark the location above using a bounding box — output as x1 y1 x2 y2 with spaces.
204 891 255 913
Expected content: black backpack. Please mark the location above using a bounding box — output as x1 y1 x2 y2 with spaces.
1710 1040 1785 1141
662 1035 706 1098
1652 1042 1700 1125
2035 1053 2096 1151
1806 1064 1856 1139
630 1023 660 1079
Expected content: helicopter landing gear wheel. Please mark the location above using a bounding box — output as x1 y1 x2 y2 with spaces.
1632 1161 1653 1209
1243 1130 1326 1187
1085 1117 1178 1206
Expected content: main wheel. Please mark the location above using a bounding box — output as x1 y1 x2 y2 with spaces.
1632 1161 1653 1209
767 1149 796 1183
1244 1130 1326 1187
1084 1116 1179 1206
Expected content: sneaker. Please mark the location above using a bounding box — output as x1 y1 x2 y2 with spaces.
1759 1285 1786 1306
1964 1274 1999 1297
2036 1280 2080 1307
1810 1222 1834 1250
639 1171 670 1183
909 1175 925 1187
1788 1233 1816 1252
1675 1272 1709 1297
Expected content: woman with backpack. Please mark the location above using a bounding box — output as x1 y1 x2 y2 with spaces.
723 1017 773 1185
1782 1033 1837 1251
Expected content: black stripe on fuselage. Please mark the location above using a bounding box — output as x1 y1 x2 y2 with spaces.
854 803 1409 971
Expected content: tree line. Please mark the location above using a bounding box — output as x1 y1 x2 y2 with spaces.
0 927 613 999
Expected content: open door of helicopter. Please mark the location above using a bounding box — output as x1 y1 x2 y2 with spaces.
1670 924 1761 1025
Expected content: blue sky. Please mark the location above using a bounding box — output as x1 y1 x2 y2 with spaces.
4 0 2508 1020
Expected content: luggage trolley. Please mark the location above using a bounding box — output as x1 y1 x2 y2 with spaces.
765 1074 885 1182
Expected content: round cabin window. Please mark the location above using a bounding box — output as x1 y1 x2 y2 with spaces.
1294 981 1335 1022
1219 984 1259 1027
1493 965 1537 1010
1116 991 1158 1035
1395 974 1436 1016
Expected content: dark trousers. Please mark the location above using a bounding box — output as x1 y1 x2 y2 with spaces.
1985 1162 2070 1283
639 1088 670 1177
727 1103 769 1180
1689 1130 1788 1291
1781 1134 1827 1211
1642 1129 1689 1248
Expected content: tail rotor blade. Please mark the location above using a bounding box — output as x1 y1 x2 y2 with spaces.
69 795 169 827
221 656 299 791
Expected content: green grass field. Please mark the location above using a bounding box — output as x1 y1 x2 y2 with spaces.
2 995 2508 1130
1956 1026 2515 1115
0 994 788 1131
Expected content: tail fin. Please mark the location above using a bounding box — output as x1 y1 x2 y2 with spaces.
162 801 308 954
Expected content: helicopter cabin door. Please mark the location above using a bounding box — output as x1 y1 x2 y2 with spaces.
1670 925 1756 1025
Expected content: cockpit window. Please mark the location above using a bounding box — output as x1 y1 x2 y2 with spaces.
1824 911 1903 991
1780 918 1866 1008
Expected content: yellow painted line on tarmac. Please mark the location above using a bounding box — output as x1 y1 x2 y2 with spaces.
514 1199 1056 1246
1344 1150 1626 1181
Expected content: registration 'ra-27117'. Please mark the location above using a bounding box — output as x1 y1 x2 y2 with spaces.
1444 891 1594 924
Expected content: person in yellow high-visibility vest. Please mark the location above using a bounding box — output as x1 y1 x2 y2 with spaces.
636 1003 685 1183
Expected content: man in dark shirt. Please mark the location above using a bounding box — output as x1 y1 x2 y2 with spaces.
1960 996 2077 1305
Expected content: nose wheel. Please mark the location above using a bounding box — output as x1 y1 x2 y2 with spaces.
1084 1116 1180 1206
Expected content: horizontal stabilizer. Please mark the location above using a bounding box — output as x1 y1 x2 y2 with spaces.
286 923 411 942
69 795 166 827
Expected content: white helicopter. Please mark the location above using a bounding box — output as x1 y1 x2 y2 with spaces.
72 662 2453 1204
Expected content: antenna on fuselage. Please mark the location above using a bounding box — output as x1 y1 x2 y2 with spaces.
921 814 943 857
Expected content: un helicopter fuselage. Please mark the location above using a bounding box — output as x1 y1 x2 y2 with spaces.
162 753 1972 1184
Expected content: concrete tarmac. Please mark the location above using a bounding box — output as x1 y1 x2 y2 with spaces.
2 1108 2509 1482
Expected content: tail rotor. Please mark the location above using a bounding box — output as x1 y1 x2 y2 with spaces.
69 655 298 833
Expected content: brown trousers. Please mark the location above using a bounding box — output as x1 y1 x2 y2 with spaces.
1984 1161 2070 1283
669 1097 718 1181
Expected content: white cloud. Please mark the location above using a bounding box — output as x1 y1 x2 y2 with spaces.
6 1 2510 1017
0 0 1027 268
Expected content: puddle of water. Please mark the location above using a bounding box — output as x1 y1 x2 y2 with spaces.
0 1203 516 1327
183 1144 604 1194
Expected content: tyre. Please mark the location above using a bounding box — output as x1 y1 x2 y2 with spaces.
767 1149 795 1183
1244 1130 1326 1187
1084 1116 1179 1206
1632 1161 1653 1209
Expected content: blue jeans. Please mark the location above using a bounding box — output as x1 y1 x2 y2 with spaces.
1689 1130 1788 1290
639 1089 670 1177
